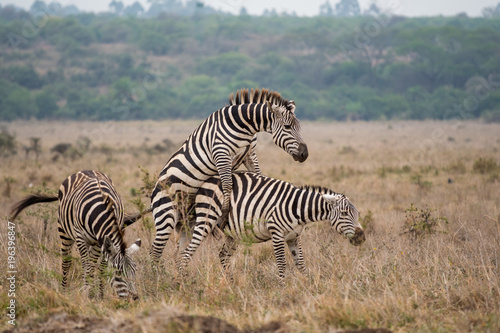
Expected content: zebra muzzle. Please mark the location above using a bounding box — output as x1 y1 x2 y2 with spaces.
349 227 366 246
293 143 309 162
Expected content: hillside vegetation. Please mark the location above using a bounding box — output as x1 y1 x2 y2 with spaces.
1 7 500 121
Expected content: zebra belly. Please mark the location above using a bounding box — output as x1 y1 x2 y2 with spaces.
284 226 304 242
226 217 272 243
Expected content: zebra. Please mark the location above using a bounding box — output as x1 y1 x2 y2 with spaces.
176 171 365 281
150 88 309 262
9 170 143 300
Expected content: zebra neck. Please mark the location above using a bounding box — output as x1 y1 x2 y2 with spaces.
229 103 272 134
297 191 328 225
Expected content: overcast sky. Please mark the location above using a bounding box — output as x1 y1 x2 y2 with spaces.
1 0 498 17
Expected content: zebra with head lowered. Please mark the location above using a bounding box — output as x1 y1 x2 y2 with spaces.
10 170 142 300
150 88 309 262
176 171 365 282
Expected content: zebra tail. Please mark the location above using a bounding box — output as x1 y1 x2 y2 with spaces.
123 205 153 228
9 193 58 221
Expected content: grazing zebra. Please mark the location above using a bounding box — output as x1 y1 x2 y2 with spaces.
9 170 142 300
150 88 309 262
176 171 365 281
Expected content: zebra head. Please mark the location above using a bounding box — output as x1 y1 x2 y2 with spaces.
102 236 141 300
267 101 308 163
322 193 365 246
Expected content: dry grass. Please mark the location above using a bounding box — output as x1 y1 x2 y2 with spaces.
1 120 500 332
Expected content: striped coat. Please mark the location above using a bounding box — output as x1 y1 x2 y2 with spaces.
10 170 142 299
150 89 308 262
177 171 365 280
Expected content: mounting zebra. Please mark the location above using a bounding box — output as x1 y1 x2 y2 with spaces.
9 170 143 300
176 171 365 281
150 88 309 262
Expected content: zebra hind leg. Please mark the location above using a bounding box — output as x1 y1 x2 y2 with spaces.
176 222 213 277
218 236 238 282
286 236 307 275
150 195 177 265
60 234 75 290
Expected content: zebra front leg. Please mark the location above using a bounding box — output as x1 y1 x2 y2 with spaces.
271 232 287 284
243 136 262 174
218 236 238 282
87 244 103 299
150 193 177 264
213 148 232 230
96 250 107 300
60 233 74 290
286 236 307 275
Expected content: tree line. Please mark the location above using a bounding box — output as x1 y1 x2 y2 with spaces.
1 3 500 121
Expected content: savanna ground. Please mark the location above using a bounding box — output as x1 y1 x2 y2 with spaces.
0 120 499 332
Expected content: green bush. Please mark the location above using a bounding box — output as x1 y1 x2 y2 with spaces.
473 157 498 174
402 204 448 240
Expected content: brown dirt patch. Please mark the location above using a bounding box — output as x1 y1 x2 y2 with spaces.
3 310 290 333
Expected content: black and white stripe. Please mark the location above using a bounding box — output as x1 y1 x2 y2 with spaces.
10 170 142 299
177 171 365 280
150 88 309 262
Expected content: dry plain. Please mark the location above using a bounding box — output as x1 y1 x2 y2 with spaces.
1 120 499 332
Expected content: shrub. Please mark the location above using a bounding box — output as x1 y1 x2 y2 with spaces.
402 204 448 240
445 160 466 174
359 209 374 233
473 157 498 174
0 127 17 156
410 173 432 190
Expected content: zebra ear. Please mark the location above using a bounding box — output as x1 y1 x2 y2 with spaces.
322 194 341 207
287 100 296 113
126 238 141 256
102 236 117 257
266 101 280 116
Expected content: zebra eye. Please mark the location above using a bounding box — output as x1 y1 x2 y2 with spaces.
283 124 292 130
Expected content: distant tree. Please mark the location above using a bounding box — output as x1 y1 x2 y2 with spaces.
35 90 59 118
123 1 144 17
482 3 500 18
239 6 248 16
59 4 79 15
29 0 59 15
109 0 124 14
335 0 361 17
262 8 278 17
2 65 43 89
319 1 334 16
0 4 31 21
363 3 381 16
138 30 171 54
0 127 17 157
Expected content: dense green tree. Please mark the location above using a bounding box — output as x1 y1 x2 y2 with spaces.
1 65 43 89
35 90 59 118
335 0 360 17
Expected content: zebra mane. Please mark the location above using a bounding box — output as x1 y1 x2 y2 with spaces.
298 185 343 197
300 185 357 212
228 88 293 110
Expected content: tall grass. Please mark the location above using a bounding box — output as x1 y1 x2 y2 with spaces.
1 120 499 332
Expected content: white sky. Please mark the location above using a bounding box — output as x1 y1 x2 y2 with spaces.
0 0 498 17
